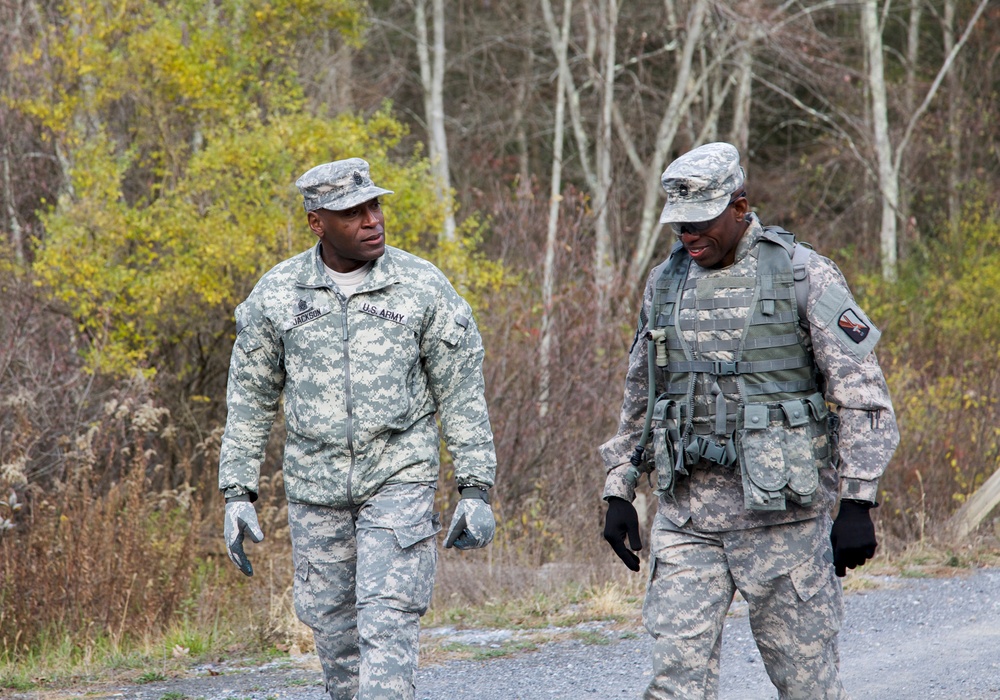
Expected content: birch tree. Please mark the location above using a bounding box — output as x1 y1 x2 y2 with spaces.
942 0 962 237
622 0 748 287
862 0 990 280
861 0 898 280
537 0 572 418
412 0 457 241
540 0 618 305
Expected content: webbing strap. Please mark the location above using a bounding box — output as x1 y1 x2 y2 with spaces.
750 310 797 325
677 316 746 332
743 332 800 350
667 355 812 376
686 294 755 310
679 337 741 353
743 378 817 396
791 241 811 326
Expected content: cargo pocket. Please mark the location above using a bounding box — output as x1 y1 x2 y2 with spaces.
292 555 319 629
789 548 832 604
641 555 660 636
386 513 441 616
291 547 357 632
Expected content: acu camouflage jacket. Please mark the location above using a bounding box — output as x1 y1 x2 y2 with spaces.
600 218 899 532
219 243 497 508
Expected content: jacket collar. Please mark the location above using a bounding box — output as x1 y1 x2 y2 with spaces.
295 242 401 293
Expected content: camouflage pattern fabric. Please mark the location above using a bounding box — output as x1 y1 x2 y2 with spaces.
288 483 440 700
600 216 899 526
218 243 497 506
643 511 848 700
659 142 746 224
599 204 899 698
296 158 394 213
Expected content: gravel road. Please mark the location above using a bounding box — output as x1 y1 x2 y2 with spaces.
16 567 1000 700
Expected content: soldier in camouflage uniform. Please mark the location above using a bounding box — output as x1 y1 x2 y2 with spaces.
219 158 497 700
599 142 899 699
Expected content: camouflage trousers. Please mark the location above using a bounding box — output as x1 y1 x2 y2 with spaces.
287 482 441 700
642 509 849 700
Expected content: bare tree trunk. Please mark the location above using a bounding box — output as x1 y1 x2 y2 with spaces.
887 0 989 253
625 0 711 287
729 40 753 155
898 0 923 253
861 0 898 281
328 41 355 114
538 0 572 419
513 46 534 196
541 0 616 306
904 0 922 116
1 0 24 262
413 0 456 240
2 139 23 264
943 0 961 237
591 0 619 311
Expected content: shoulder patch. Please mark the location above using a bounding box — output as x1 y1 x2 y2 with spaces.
812 283 881 361
838 309 870 343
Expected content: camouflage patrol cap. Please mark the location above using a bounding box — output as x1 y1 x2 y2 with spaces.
296 158 394 212
659 142 745 224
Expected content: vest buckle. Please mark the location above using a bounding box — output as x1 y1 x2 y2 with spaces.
712 360 740 376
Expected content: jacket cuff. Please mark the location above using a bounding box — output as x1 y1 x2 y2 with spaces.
839 477 878 504
223 485 258 503
602 464 636 503
459 486 491 503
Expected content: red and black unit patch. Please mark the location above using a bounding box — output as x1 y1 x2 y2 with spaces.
838 309 870 343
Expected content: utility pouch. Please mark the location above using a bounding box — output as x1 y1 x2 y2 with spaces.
735 401 823 512
652 427 675 494
651 398 679 495
736 405 787 511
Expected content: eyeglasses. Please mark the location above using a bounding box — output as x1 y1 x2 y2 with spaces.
670 191 746 238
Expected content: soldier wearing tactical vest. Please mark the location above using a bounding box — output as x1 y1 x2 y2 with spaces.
219 158 497 700
599 142 899 699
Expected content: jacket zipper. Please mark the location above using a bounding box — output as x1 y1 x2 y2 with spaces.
339 292 357 507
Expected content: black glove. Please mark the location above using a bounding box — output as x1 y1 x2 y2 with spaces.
830 499 877 577
603 497 642 572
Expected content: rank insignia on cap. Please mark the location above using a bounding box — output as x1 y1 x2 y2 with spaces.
353 171 364 186
838 309 870 343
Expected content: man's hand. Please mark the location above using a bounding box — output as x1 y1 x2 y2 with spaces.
831 499 877 577
444 491 495 550
604 497 642 571
224 499 264 576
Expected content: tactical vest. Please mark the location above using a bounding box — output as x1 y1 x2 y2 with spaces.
647 228 832 511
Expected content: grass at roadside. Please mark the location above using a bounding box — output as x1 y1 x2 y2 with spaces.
3 537 998 695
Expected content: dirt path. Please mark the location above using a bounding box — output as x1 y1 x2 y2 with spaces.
10 568 1000 700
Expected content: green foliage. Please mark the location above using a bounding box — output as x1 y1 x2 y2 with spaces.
861 197 1000 364
18 0 502 377
137 670 167 684
857 196 1000 540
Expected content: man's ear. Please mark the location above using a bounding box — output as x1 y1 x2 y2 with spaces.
307 211 324 239
732 197 750 222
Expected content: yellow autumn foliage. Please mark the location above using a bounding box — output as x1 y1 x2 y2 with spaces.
20 0 503 377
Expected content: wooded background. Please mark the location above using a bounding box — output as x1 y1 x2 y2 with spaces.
2 0 1000 663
